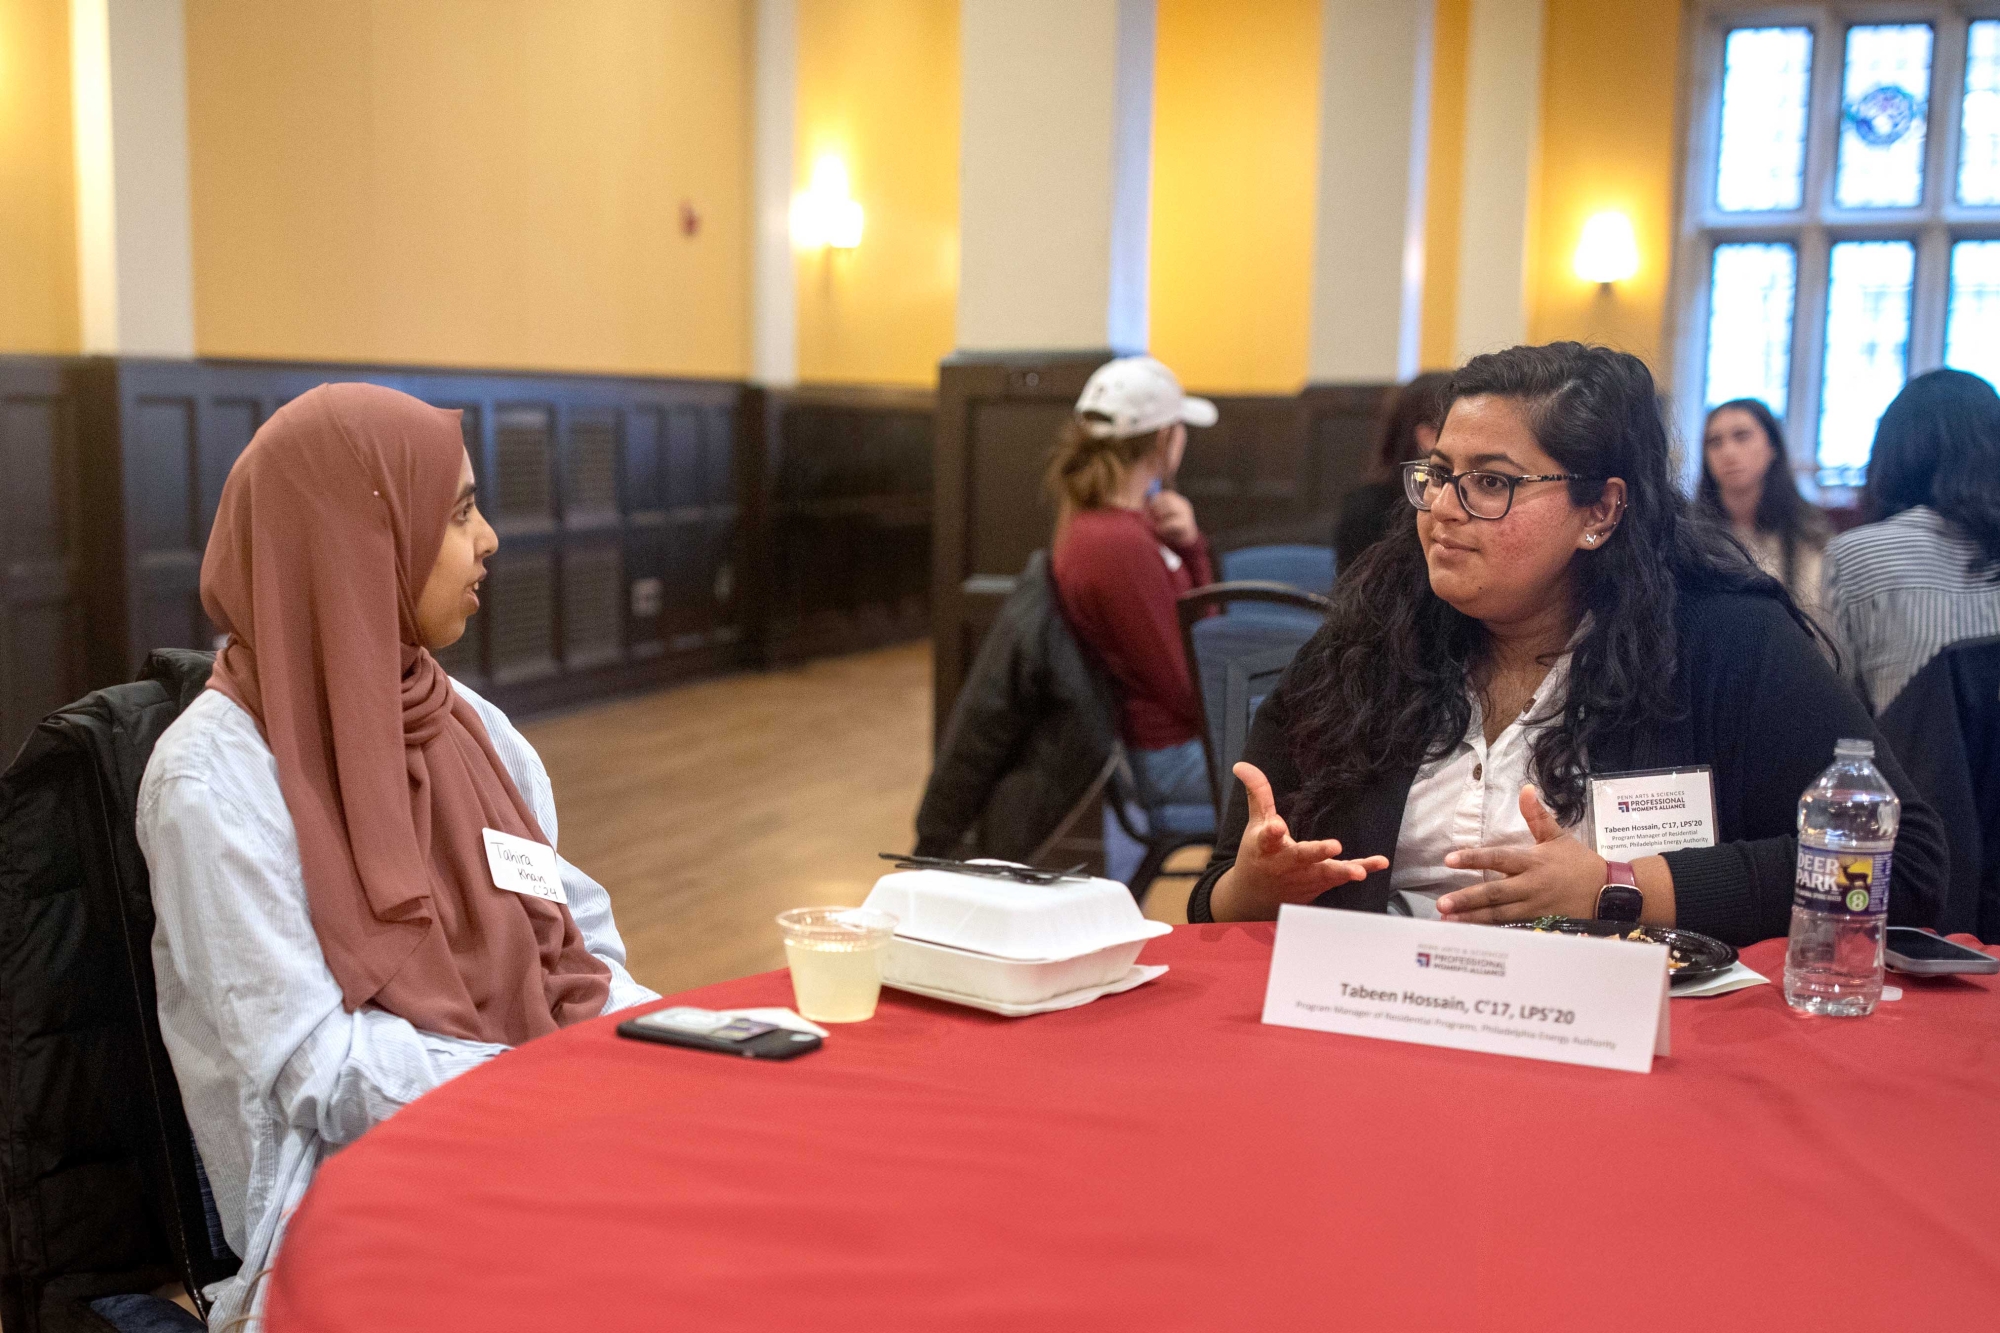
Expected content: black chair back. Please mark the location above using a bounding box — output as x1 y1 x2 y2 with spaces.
0 652 239 1331
1879 635 2000 940
1177 582 1331 825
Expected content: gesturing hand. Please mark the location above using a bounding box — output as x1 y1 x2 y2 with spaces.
1208 762 1390 922
1148 490 1200 549
1435 785 1606 924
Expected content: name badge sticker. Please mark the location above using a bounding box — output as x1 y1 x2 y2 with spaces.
1262 906 1671 1073
1588 765 1717 860
481 828 567 905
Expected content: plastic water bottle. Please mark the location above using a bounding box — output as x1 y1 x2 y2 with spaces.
1784 739 1898 1017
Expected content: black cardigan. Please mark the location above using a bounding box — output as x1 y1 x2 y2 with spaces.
1187 588 1949 945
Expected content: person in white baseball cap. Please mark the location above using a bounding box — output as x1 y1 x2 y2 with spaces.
1046 356 1219 845
1070 355 1219 442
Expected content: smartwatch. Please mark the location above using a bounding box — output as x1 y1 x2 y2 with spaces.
1594 861 1643 923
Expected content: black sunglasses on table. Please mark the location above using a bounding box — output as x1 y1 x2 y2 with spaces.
1400 459 1583 520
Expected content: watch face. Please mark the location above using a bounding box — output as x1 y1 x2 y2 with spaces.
1595 884 1645 923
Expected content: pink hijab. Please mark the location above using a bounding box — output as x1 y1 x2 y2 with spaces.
201 383 609 1045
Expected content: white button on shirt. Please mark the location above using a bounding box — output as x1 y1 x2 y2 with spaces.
1388 652 1585 918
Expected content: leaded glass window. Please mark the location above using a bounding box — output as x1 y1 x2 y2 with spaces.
1715 28 1813 212
1819 241 1915 485
1947 240 2000 390
1704 244 1796 412
1835 25 1934 209
1679 7 2000 491
1961 22 2000 206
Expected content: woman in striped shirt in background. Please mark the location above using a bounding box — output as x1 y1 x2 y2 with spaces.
1823 369 2000 712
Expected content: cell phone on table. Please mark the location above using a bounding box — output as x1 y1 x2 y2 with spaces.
616 1007 823 1059
1883 928 1999 975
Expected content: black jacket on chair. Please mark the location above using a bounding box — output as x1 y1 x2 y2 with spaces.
1879 635 2000 940
915 551 1122 863
0 650 239 1332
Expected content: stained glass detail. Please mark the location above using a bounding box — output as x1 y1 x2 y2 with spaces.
1704 244 1797 413
1960 22 2000 204
1715 27 1814 212
1818 242 1915 484
1947 241 2000 391
1835 25 1933 209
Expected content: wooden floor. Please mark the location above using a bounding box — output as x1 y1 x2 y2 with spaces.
523 641 1206 997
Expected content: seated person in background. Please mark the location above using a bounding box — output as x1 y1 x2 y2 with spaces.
1049 356 1218 826
1334 370 1453 577
138 384 656 1328
1698 397 1830 618
1188 342 1946 946
1823 368 2000 713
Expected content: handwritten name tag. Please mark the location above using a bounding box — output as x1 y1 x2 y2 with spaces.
1589 766 1717 861
1262 905 1671 1073
481 828 567 905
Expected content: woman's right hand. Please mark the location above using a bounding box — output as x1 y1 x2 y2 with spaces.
1207 762 1389 921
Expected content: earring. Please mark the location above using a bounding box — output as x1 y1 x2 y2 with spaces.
1585 533 1599 544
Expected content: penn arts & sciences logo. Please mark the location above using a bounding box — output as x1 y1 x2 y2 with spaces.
1617 799 1630 814
1413 943 1506 978
1615 792 1686 816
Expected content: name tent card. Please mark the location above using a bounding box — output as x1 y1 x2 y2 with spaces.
1589 766 1717 861
482 827 568 904
1261 906 1671 1073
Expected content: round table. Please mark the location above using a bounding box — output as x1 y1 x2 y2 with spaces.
265 925 2000 1330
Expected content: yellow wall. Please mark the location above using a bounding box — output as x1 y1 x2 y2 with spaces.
0 0 78 353
183 0 750 378
1525 0 1683 378
1419 0 1470 371
794 0 958 387
1147 0 1322 394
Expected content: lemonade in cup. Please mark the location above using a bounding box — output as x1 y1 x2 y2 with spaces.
776 907 899 1022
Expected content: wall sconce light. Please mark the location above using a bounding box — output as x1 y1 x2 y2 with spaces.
791 154 863 251
1574 210 1639 287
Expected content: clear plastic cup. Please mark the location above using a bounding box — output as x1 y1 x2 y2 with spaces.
776 907 899 1023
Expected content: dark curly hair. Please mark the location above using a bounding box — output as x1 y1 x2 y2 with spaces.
1285 342 1802 829
1862 368 2000 580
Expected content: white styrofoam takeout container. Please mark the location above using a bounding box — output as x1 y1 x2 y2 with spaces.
861 867 1165 961
880 930 1168 1006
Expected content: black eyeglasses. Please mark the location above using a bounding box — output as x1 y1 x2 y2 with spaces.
1400 460 1582 521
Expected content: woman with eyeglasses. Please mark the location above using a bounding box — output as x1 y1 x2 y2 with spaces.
1185 342 1946 945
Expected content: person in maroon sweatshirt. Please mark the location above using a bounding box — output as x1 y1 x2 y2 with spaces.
1048 357 1219 832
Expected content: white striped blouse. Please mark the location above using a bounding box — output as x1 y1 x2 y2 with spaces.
1822 505 2000 712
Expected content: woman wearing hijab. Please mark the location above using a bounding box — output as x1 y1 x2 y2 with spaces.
137 384 657 1328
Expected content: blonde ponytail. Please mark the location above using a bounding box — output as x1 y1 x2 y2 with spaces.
1044 416 1165 534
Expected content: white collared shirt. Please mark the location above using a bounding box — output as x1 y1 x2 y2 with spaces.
1387 653 1586 918
137 680 657 1330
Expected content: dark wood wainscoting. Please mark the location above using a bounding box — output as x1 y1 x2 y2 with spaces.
0 357 939 762
930 352 1391 739
0 358 92 755
747 385 934 666
76 359 750 728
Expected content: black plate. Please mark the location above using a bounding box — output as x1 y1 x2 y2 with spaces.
1500 917 1739 986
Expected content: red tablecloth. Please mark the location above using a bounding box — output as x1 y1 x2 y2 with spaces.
265 926 2000 1331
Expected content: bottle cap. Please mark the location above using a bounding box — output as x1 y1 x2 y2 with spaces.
1835 738 1875 758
